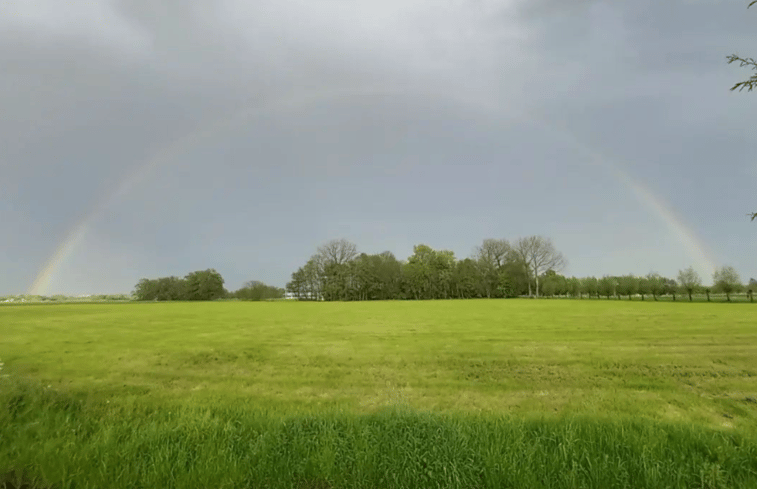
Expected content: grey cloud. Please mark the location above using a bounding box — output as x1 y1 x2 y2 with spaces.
2 0 756 295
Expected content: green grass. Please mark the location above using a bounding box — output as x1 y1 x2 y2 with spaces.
2 300 757 488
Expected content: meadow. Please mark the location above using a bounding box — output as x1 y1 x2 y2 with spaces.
2 300 757 488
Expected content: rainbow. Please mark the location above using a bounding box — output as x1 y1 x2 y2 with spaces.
525 116 718 280
27 85 718 294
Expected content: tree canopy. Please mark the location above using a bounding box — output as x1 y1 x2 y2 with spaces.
133 270 282 301
713 266 742 302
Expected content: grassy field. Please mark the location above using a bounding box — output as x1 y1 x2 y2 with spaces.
2 300 757 488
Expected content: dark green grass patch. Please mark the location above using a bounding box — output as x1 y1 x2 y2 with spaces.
2 381 757 489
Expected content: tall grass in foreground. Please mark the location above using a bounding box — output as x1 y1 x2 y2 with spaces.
2 380 756 489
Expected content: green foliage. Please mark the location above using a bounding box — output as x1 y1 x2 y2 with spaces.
133 275 187 301
514 236 567 297
286 267 307 300
287 238 549 302
580 276 599 299
646 273 665 301
452 258 481 299
727 1 757 92
713 266 743 302
233 281 284 301
726 2 757 219
280 238 749 305
616 275 639 300
538 270 569 298
598 276 617 299
678 267 702 302
636 276 650 300
184 269 225 301
133 270 225 301
567 277 581 298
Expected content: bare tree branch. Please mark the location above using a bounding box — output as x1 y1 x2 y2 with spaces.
474 239 511 269
514 236 566 298
317 239 358 266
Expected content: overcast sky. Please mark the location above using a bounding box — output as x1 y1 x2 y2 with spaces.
1 0 755 295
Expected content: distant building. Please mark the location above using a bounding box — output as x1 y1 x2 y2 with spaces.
283 291 322 301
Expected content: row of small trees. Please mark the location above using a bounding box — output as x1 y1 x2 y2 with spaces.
132 269 284 301
286 239 754 302
538 267 755 302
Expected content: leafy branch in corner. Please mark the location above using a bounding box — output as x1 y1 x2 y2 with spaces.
727 1 757 91
728 2 757 221
727 54 757 92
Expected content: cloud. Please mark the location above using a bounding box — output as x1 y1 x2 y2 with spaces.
3 0 756 295
1 0 152 56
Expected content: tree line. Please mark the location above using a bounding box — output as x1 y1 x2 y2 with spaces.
132 269 284 301
286 239 756 302
129 240 754 303
539 267 755 302
285 237 565 301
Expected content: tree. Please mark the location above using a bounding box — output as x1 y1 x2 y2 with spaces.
184 269 225 301
317 239 358 266
498 255 531 297
580 276 598 299
302 256 324 300
567 277 581 299
617 275 639 300
663 278 678 301
432 250 456 299
347 254 374 301
553 273 569 297
646 273 665 301
713 266 742 302
539 270 568 298
286 268 306 300
133 276 187 301
133 278 158 301
598 276 615 299
452 258 481 299
637 275 650 301
727 1 757 92
472 239 510 298
513 236 566 298
474 239 511 269
322 261 351 301
157 276 187 300
677 267 702 302
374 251 403 300
404 245 435 300
235 281 284 301
540 271 558 298
726 1 757 219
